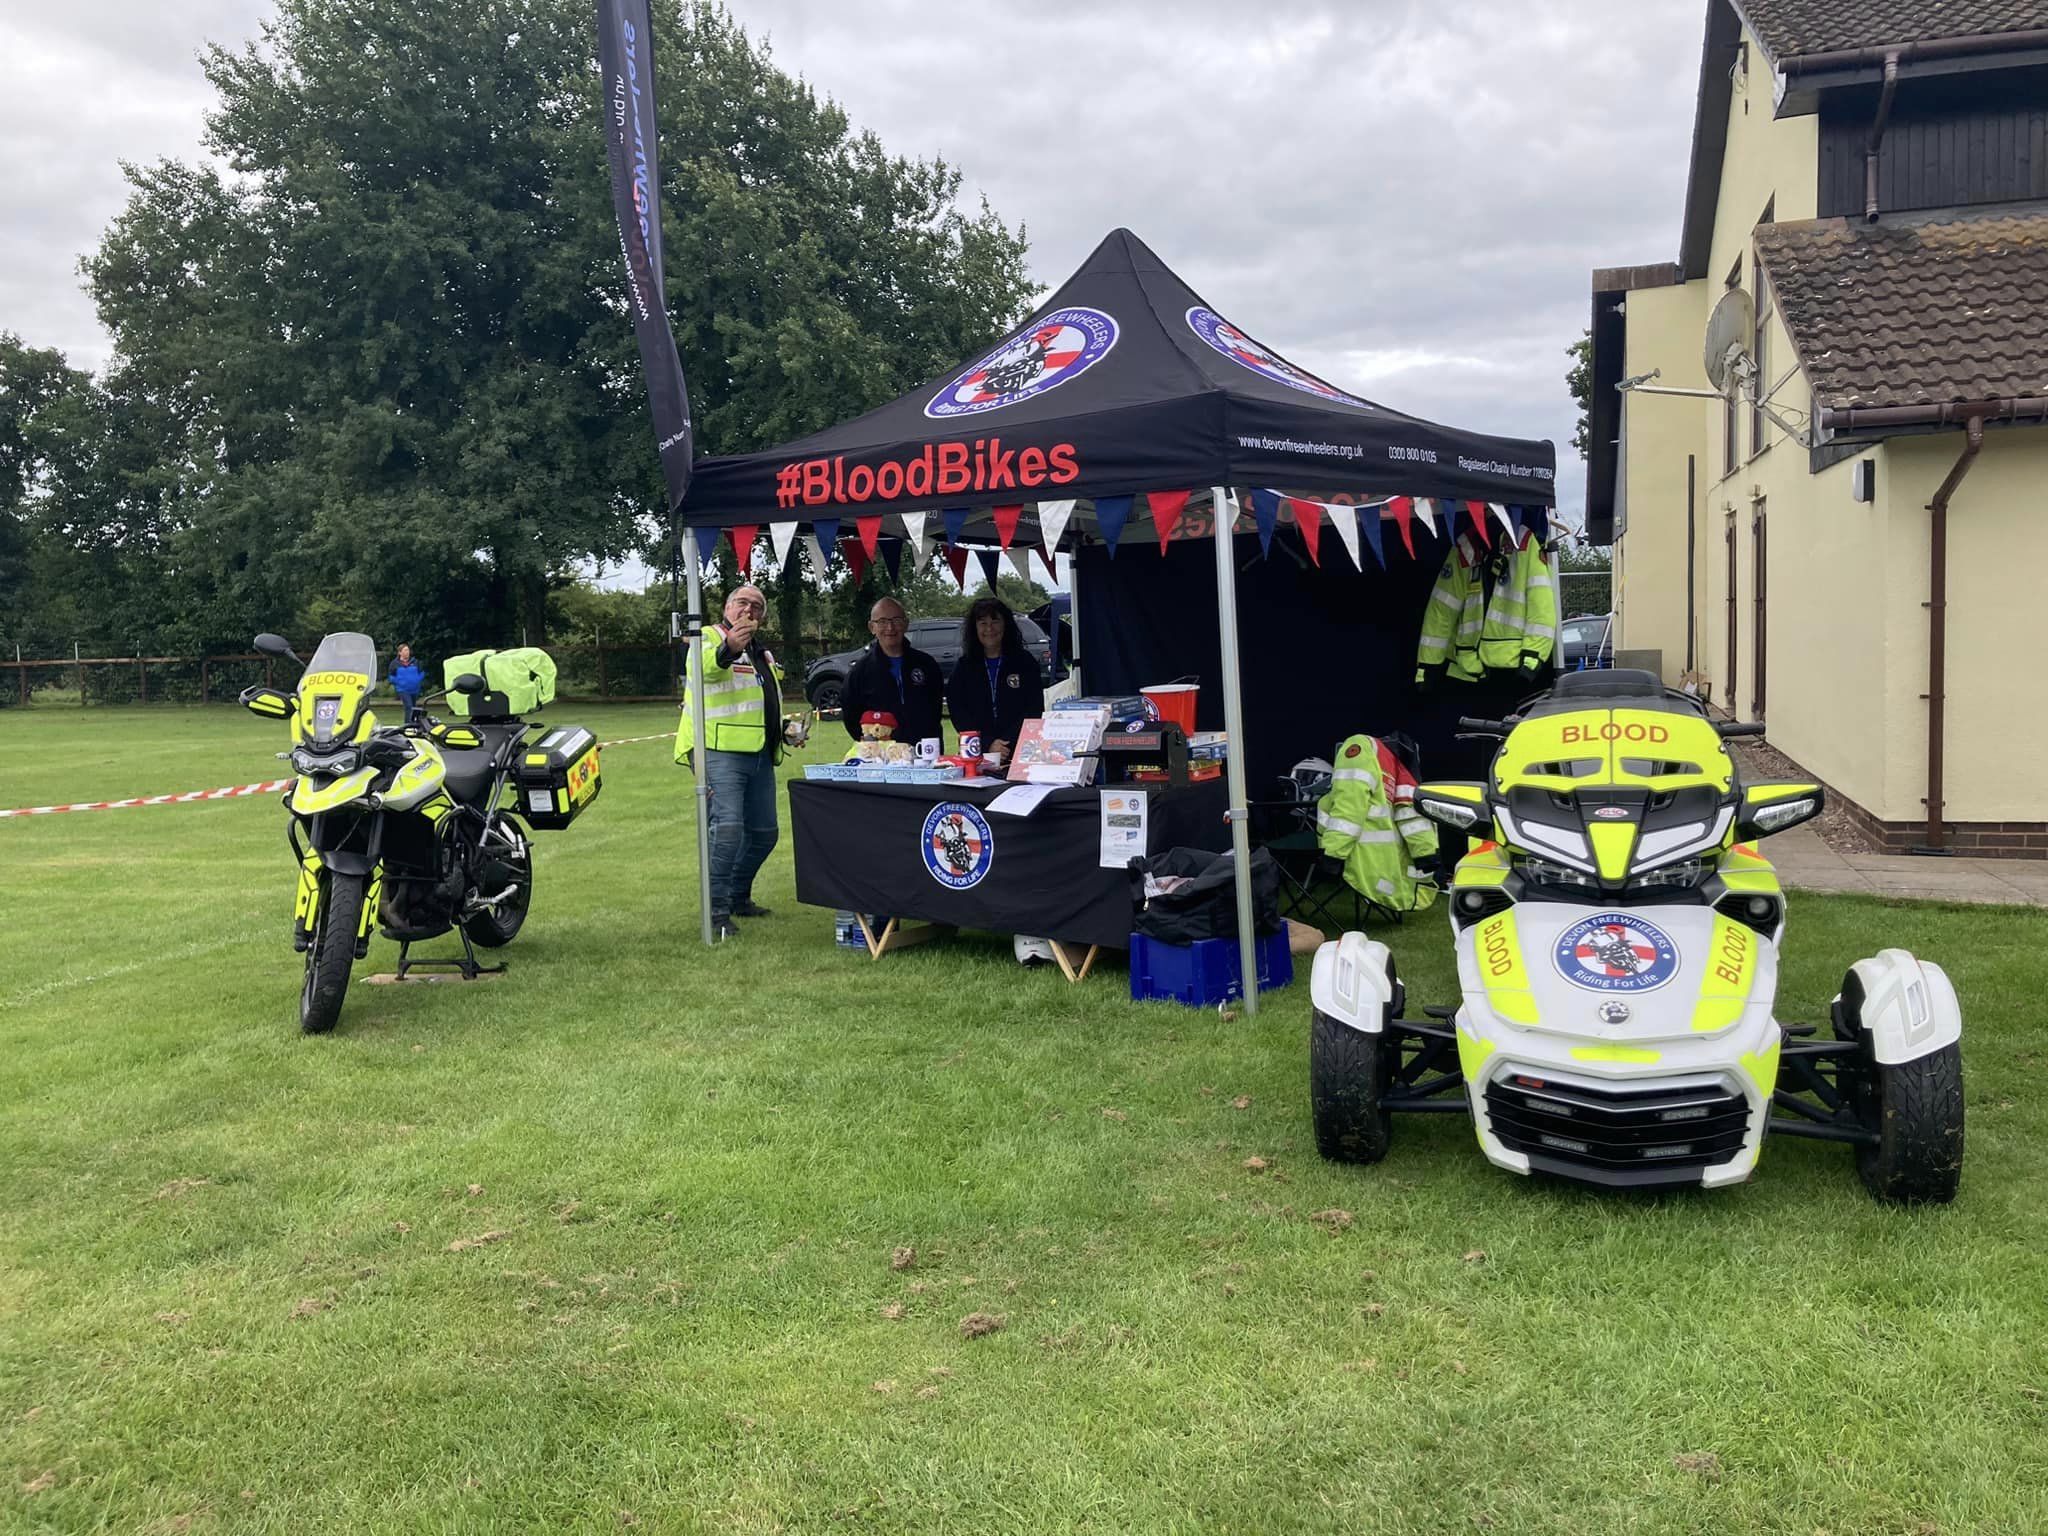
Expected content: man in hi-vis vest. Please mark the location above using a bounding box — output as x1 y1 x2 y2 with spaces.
676 583 800 939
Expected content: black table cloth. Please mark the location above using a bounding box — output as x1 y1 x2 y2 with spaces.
789 778 1230 949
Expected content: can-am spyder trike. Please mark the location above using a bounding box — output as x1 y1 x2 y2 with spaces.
1308 669 1964 1203
241 632 601 1034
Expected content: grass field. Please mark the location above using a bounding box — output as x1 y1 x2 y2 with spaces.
3 704 2045 1534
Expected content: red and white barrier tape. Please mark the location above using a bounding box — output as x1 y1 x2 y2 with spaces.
0 731 674 820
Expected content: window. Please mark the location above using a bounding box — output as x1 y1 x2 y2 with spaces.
1722 259 1742 478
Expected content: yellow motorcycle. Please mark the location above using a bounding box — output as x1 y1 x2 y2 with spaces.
240 632 599 1034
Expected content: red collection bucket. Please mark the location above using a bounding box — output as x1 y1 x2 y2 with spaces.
1141 679 1199 735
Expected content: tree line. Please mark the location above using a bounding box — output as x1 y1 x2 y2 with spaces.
0 0 1033 669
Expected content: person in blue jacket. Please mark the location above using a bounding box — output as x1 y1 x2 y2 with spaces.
388 643 426 723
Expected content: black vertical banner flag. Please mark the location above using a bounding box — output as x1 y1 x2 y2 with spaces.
597 0 693 513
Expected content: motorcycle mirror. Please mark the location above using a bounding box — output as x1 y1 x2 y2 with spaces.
453 673 485 695
253 632 299 662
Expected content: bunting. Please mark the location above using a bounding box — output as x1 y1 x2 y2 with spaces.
801 530 828 574
1412 497 1439 539
844 537 874 584
1094 494 1133 556
1008 545 1033 584
855 515 883 560
1248 488 1283 557
1290 499 1323 566
1149 489 1191 553
813 517 841 560
880 537 904 585
1462 500 1492 548
1490 503 1518 545
1387 496 1416 559
1356 499 1385 568
1036 498 1076 553
975 547 1001 590
991 504 1023 550
1325 502 1360 569
899 510 930 566
690 524 720 573
729 524 758 572
942 507 969 548
768 520 801 574
944 543 970 590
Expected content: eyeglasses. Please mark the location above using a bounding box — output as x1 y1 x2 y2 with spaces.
870 616 906 629
728 598 765 615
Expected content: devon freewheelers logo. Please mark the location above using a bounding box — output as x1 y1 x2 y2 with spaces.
922 802 995 889
1185 306 1371 407
925 307 1119 419
1554 912 1681 994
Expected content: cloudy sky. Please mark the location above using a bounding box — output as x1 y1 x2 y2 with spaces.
0 0 1707 528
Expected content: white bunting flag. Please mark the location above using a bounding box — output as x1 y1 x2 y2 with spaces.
1491 503 1518 544
768 520 801 573
1325 501 1361 569
1008 545 1033 584
1035 498 1076 554
899 510 930 567
1412 497 1439 537
801 531 828 575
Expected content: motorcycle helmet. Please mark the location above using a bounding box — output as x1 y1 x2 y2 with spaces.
1288 756 1335 803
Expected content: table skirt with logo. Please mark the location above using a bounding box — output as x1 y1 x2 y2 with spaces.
788 779 1231 949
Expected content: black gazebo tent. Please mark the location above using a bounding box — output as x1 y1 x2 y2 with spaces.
675 229 1557 1006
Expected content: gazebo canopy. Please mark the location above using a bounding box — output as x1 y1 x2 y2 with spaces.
679 228 1556 536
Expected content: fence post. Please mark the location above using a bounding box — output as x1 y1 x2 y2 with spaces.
596 638 608 699
77 643 84 707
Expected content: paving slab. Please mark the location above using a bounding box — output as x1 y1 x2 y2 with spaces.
1761 827 2043 907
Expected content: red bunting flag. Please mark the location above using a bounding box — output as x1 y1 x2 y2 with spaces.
1289 498 1323 566
730 525 758 571
1388 496 1416 559
944 544 970 591
1148 489 1191 553
991 504 1023 550
1464 500 1491 547
1039 543 1058 584
855 514 883 560
841 536 870 584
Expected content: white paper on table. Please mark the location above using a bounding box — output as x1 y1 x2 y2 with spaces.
987 783 1059 817
1098 787 1150 870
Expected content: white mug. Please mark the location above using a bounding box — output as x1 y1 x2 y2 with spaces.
916 737 940 765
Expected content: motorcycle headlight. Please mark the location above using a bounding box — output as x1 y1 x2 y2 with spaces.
291 746 359 776
1626 858 1703 890
1515 857 1597 889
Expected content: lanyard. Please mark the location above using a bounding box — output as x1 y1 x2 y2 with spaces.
985 656 1003 711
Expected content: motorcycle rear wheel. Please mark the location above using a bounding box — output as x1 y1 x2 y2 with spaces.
301 870 366 1035
463 820 533 949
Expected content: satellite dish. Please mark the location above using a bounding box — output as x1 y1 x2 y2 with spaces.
1703 288 1755 394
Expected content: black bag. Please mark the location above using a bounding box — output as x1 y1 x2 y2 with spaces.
1129 846 1283 943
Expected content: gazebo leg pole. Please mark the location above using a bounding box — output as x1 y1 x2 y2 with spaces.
683 532 715 947
1210 487 1259 1017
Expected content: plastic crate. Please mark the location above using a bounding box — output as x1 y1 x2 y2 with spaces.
1128 930 1293 1006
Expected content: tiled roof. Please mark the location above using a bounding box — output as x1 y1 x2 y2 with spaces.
1753 212 2048 412
1737 0 2048 59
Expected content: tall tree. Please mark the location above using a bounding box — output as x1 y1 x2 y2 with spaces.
1567 330 1593 460
71 0 1030 657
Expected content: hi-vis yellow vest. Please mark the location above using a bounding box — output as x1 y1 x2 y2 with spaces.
1416 542 1485 683
676 627 784 763
1479 534 1558 675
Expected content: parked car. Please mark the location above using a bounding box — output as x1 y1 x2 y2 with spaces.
1560 613 1612 669
803 614 1057 713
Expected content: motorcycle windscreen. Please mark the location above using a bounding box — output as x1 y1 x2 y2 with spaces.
303 632 379 683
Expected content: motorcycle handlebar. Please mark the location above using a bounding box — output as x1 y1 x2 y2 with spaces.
1456 716 1513 735
1716 721 1768 738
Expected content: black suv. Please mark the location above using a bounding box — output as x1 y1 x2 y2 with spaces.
803 615 1055 713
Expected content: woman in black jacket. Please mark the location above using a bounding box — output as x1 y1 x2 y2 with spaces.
945 597 1044 760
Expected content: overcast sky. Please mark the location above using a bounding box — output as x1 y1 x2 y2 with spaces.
0 0 1708 530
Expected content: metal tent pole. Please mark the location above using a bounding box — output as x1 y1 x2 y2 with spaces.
1065 546 1082 693
1210 486 1260 1016
682 531 715 946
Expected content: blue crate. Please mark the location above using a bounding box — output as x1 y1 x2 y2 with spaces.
1128 930 1293 1006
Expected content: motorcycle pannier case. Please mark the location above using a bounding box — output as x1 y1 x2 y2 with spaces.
514 725 601 829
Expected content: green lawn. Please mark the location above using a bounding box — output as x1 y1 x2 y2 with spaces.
2 705 2044 1534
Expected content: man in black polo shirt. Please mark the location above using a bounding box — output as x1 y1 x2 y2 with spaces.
839 596 946 751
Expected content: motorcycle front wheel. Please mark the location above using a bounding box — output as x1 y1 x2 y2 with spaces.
301 869 366 1035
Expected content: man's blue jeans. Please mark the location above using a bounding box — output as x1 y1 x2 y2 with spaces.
703 747 779 917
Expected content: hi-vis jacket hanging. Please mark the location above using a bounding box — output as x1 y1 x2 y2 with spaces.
676 626 785 764
1478 532 1558 677
1317 734 1439 912
1415 538 1485 684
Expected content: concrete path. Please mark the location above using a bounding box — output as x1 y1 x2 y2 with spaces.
1765 826 2048 907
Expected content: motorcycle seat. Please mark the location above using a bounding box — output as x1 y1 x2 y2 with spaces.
437 745 503 806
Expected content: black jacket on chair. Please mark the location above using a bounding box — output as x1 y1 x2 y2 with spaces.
840 642 947 748
946 650 1045 751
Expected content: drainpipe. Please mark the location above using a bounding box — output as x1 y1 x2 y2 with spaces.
1864 51 1900 222
1920 417 1983 852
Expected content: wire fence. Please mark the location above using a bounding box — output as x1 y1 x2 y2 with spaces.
0 643 687 709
